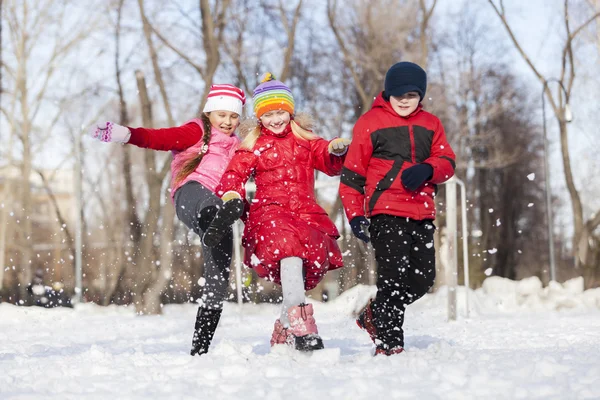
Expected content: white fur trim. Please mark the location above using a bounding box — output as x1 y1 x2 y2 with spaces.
203 96 243 116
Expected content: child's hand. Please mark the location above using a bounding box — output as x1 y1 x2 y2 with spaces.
91 121 131 143
401 163 433 191
350 216 370 243
328 138 351 155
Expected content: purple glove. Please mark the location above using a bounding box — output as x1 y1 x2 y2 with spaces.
92 121 131 143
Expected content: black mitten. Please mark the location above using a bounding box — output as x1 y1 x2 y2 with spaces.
401 163 433 191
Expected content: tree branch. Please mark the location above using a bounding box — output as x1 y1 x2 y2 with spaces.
278 0 303 82
487 0 545 84
35 169 75 261
145 18 206 78
137 0 175 126
327 0 370 110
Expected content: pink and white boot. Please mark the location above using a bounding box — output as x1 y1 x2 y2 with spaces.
270 319 293 347
287 303 324 351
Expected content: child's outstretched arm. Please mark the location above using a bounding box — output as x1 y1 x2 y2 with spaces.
423 118 456 184
310 137 351 176
91 121 203 152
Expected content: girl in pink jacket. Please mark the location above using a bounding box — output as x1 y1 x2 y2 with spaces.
91 84 246 357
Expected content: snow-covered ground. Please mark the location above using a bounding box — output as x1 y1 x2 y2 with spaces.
1 277 600 400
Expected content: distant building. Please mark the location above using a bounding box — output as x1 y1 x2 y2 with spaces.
0 164 76 293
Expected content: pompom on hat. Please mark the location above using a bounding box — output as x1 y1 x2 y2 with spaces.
203 84 246 116
252 73 295 118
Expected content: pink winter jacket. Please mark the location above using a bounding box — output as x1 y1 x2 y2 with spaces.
127 118 241 201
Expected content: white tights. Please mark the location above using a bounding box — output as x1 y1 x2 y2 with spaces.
279 256 305 326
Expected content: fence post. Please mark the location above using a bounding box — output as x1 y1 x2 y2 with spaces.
233 220 244 306
445 180 458 321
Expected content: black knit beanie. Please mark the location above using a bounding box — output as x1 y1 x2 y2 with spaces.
383 62 427 102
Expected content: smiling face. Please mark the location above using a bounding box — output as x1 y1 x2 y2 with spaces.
389 92 420 117
206 110 240 135
259 109 291 134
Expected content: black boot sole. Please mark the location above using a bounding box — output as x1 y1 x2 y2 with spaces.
202 198 244 247
294 334 325 352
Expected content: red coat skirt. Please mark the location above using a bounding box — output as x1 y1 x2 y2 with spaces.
216 123 344 290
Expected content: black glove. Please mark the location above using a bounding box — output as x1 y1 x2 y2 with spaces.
401 163 433 191
350 216 371 243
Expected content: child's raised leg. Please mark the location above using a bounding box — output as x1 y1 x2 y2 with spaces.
174 181 233 356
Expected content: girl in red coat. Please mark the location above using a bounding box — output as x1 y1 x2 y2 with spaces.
204 74 350 351
91 84 247 357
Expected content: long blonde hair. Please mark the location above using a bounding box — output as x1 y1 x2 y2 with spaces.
240 116 318 150
173 113 212 187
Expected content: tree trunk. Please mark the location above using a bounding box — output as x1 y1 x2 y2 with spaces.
131 70 163 314
141 189 175 314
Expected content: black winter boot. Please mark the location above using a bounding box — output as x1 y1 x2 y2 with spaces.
294 334 325 352
190 307 222 356
202 198 244 247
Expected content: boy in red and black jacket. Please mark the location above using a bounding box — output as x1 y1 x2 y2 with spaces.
339 62 456 356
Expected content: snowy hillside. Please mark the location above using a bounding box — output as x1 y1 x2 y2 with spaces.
1 277 600 400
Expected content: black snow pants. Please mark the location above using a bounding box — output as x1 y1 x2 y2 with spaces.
369 214 436 349
174 181 232 310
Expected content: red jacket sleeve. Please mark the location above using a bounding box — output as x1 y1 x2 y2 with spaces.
127 122 202 151
311 138 345 176
339 118 373 220
424 118 456 184
215 149 258 199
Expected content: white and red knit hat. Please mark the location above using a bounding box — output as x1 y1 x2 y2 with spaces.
202 84 246 116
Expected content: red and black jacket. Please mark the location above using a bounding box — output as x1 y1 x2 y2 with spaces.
339 93 456 221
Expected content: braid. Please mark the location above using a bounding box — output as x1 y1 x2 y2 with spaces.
201 113 212 148
173 113 213 187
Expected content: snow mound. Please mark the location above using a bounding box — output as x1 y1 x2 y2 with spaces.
328 276 600 316
478 276 600 311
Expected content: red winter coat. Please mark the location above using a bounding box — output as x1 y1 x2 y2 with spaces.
216 120 345 290
340 93 456 221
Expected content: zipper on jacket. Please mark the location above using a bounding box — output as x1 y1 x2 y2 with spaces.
409 124 416 163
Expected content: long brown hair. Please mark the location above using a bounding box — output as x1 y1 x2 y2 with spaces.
173 113 213 186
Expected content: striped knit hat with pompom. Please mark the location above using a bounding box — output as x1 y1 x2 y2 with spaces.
203 84 246 116
252 73 295 118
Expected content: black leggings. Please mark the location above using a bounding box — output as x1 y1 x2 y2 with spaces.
369 215 436 348
174 181 232 310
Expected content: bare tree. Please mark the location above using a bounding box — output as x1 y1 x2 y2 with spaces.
418 0 438 69
0 0 98 300
139 0 232 114
488 0 600 285
327 0 420 113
